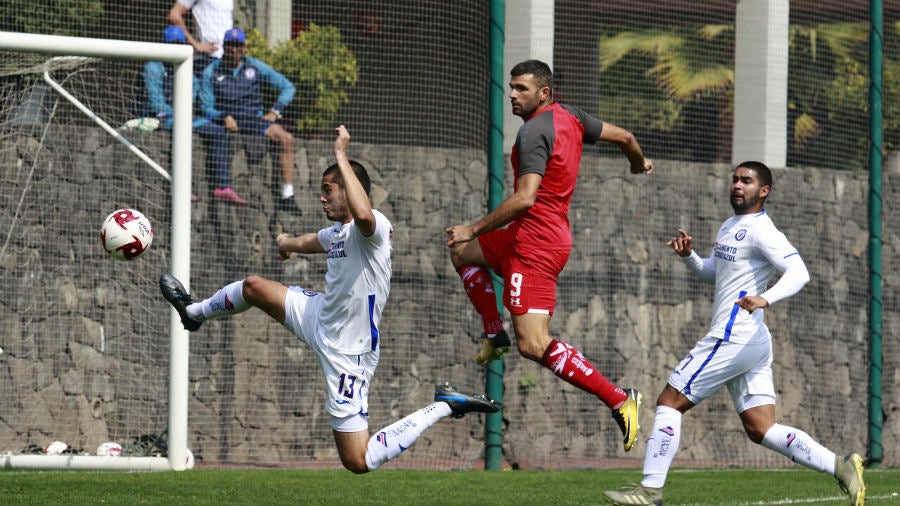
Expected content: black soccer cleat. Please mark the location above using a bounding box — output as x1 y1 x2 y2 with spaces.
159 273 202 332
434 383 499 418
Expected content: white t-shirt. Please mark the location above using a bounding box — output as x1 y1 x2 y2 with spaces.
685 210 808 344
178 0 234 59
316 210 393 354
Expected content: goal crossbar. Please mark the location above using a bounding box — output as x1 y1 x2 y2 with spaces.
0 31 194 471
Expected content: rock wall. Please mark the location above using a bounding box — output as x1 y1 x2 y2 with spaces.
0 126 896 468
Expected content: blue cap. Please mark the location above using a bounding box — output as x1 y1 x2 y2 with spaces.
223 27 246 44
162 25 186 43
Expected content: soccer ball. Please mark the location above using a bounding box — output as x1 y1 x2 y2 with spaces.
100 209 153 261
96 441 123 457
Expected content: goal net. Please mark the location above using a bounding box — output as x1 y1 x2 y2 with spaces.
0 0 894 473
0 34 194 470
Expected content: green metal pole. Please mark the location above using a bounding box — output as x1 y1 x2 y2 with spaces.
867 0 884 467
485 0 505 471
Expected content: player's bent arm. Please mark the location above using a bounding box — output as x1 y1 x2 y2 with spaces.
598 122 652 174
759 253 810 305
471 173 540 237
166 4 198 48
278 233 327 255
334 126 376 236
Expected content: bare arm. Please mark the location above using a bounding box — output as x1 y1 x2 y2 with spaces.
277 232 326 260
167 2 217 54
599 121 653 174
334 125 376 237
446 172 540 247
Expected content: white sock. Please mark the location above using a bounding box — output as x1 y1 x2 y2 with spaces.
365 402 452 471
761 423 836 474
281 184 294 199
187 280 251 322
641 406 682 489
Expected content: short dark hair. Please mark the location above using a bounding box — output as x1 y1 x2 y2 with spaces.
510 59 553 90
736 160 773 189
324 160 371 195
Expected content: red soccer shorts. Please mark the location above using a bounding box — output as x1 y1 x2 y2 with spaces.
477 229 570 315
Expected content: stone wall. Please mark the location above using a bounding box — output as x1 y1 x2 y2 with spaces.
0 126 896 468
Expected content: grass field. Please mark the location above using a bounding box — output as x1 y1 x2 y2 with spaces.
0 466 896 505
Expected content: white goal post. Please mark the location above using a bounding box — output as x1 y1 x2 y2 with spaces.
0 31 193 471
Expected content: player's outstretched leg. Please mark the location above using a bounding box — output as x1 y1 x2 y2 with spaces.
434 383 499 418
159 274 202 332
610 388 642 452
475 328 511 364
603 483 663 506
835 453 866 506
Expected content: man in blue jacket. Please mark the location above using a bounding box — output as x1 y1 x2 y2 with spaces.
144 25 247 205
200 27 302 215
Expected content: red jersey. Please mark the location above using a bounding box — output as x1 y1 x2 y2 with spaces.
509 102 604 249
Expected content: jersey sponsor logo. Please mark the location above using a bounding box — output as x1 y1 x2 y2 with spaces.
714 242 737 262
735 229 747 241
216 75 226 82
327 240 347 259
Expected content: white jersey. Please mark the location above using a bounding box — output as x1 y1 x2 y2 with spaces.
178 0 234 59
684 210 808 345
316 209 392 354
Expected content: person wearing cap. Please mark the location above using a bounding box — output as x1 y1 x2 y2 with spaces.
144 25 247 205
200 27 302 215
167 0 233 77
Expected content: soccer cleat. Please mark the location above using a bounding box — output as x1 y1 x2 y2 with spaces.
213 187 248 205
275 197 303 216
602 484 663 505
159 273 202 332
835 453 866 506
434 383 499 418
611 388 642 452
475 329 511 364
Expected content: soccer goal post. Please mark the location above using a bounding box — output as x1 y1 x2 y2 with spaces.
0 31 193 471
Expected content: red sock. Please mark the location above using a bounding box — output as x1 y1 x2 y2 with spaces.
457 266 504 335
541 339 627 409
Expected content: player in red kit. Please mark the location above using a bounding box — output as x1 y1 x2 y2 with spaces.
446 59 654 451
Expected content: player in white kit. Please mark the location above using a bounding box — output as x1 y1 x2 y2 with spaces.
160 125 497 473
604 161 865 506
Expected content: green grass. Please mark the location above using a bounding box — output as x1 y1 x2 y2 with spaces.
0 467 896 505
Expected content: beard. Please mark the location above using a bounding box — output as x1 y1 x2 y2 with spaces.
730 193 758 213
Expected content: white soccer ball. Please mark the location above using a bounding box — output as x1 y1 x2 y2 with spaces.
44 440 68 455
100 208 153 261
96 441 123 457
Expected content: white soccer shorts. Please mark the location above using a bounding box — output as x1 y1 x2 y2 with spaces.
667 333 776 413
283 286 379 431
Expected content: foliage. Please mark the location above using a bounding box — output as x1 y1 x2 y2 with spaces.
598 21 900 169
246 24 358 135
0 0 103 36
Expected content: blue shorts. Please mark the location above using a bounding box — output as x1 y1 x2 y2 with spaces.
233 115 275 137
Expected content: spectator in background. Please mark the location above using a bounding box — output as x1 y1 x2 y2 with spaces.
200 27 302 215
144 25 247 205
167 0 233 76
